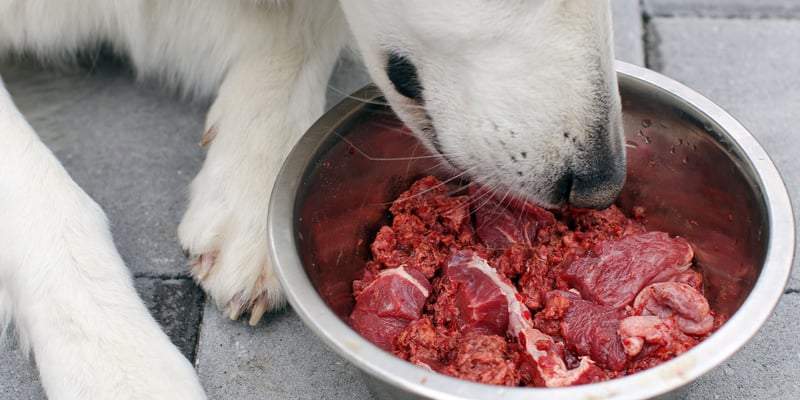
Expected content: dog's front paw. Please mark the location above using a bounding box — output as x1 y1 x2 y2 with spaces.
178 136 285 326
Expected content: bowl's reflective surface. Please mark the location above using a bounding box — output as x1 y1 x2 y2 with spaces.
270 62 794 400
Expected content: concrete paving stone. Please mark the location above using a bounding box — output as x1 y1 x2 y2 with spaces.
195 304 375 400
0 333 45 399
1 60 208 398
682 292 800 399
133 277 206 361
613 0 647 66
644 0 800 18
2 60 207 279
0 51 371 399
193 54 374 400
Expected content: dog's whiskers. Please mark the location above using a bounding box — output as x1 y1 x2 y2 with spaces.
332 131 442 162
468 186 496 215
375 167 476 207
481 193 514 233
326 84 429 112
325 82 388 105
469 181 519 235
328 91 392 107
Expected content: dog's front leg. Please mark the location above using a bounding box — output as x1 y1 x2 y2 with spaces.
178 7 350 325
0 78 206 399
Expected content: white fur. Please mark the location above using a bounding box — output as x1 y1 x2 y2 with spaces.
0 0 621 398
341 0 624 207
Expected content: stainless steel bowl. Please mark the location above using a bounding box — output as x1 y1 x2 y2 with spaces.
268 62 795 400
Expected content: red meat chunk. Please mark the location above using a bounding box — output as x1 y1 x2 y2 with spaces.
523 327 607 387
350 266 431 350
444 250 511 336
446 251 607 387
548 291 628 372
562 231 694 309
469 184 556 248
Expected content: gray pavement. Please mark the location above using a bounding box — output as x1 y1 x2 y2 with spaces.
1 1 799 399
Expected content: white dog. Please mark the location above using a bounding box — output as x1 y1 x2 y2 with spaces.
0 0 624 398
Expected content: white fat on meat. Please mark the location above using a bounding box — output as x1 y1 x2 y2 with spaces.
458 253 601 387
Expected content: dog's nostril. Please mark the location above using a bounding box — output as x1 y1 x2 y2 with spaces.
569 165 626 210
385 53 423 100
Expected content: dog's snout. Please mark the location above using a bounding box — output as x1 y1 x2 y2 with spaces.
566 88 626 209
569 167 625 209
385 53 423 100
568 150 626 210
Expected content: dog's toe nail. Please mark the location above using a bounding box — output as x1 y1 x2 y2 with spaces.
192 253 216 280
248 296 270 326
198 124 218 147
228 301 245 321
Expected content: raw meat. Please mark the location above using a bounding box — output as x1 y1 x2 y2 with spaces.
618 315 696 358
469 184 555 248
394 316 458 372
543 291 628 372
349 266 431 351
350 176 717 387
562 231 694 310
444 250 511 336
356 175 478 288
445 332 523 386
632 282 714 336
446 251 607 387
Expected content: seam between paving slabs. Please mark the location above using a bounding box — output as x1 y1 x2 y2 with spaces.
646 11 800 21
192 296 208 367
638 11 800 74
641 0 800 20
133 270 193 279
640 4 663 72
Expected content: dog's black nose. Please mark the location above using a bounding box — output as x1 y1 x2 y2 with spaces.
568 152 626 209
385 53 423 100
569 169 625 209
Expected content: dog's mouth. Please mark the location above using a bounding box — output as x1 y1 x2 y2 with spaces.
409 117 624 212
